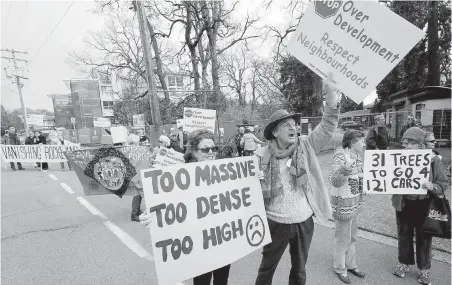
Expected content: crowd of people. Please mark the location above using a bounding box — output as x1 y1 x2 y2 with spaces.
1 85 448 285
137 78 448 285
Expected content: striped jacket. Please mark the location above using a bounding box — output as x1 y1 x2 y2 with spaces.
329 148 364 220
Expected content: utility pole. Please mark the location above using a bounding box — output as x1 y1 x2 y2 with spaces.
133 0 162 132
1 49 29 134
427 0 440 86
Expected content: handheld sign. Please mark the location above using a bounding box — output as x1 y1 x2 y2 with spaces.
287 0 424 103
1 144 80 163
183 107 216 133
363 149 432 195
141 156 271 285
154 147 185 166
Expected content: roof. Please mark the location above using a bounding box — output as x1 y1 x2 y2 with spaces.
340 109 371 117
389 85 451 101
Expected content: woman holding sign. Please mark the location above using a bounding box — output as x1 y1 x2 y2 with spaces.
140 129 232 285
329 131 367 283
392 127 448 285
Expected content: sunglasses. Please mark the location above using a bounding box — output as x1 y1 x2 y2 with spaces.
198 146 219 153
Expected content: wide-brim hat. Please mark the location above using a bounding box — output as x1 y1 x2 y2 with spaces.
264 109 302 140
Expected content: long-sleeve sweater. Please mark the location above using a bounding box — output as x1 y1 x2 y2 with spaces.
329 148 364 220
392 156 449 211
255 105 339 224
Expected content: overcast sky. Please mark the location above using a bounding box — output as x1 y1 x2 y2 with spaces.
0 0 377 112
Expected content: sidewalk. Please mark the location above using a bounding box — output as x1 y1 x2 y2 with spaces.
230 224 451 285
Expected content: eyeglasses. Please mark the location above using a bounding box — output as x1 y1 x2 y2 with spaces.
198 146 219 153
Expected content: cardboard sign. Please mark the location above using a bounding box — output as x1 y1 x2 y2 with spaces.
154 147 185 166
93 117 111 128
65 145 152 197
183 108 216 133
133 114 145 128
1 145 80 163
141 156 271 285
287 0 425 103
26 114 44 126
363 149 431 195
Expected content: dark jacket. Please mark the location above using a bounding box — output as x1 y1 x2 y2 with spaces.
34 135 47 145
3 133 21 145
392 156 449 211
25 137 35 145
366 126 389 150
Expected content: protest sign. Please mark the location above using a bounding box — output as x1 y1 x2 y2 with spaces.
1 145 80 163
141 156 271 285
133 114 145 128
65 145 152 197
363 149 432 195
183 107 216 133
287 0 424 103
26 114 44 126
154 147 185 167
93 117 111 128
110 126 128 144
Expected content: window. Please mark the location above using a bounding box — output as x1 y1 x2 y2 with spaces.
102 101 114 110
168 76 176 87
168 76 184 89
415 104 424 122
176 77 183 88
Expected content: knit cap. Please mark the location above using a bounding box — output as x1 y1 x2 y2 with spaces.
402 127 425 144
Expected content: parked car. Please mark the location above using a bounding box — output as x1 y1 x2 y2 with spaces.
340 121 364 131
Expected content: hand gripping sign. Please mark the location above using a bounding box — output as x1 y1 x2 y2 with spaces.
363 149 432 195
141 156 271 285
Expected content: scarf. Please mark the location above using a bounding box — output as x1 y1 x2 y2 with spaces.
260 138 308 199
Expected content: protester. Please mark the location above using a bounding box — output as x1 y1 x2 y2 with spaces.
140 129 233 285
329 131 367 283
400 115 417 139
392 127 448 285
24 130 35 145
138 129 149 145
56 134 73 171
254 78 339 285
235 127 245 156
169 131 184 153
128 134 144 222
240 127 264 156
3 127 25 171
34 130 48 170
366 114 389 150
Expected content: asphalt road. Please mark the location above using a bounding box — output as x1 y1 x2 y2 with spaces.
1 162 451 285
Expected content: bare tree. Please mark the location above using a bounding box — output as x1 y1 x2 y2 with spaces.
221 47 251 105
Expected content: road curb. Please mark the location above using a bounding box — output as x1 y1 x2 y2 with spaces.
314 218 451 265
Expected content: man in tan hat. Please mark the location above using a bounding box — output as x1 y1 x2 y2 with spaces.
254 79 339 285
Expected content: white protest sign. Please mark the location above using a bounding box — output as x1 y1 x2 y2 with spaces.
363 149 432 195
1 145 81 163
133 114 145 128
141 156 271 285
154 147 185 166
110 126 128 144
93 117 111 128
26 114 44 126
287 0 425 103
183 107 216 133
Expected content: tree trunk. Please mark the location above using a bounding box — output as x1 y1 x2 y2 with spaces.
146 18 171 123
427 0 440 86
198 35 210 108
185 4 202 105
206 2 220 110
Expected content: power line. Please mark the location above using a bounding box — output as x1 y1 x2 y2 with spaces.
30 1 75 63
62 12 93 51
2 85 18 95
1 2 13 41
